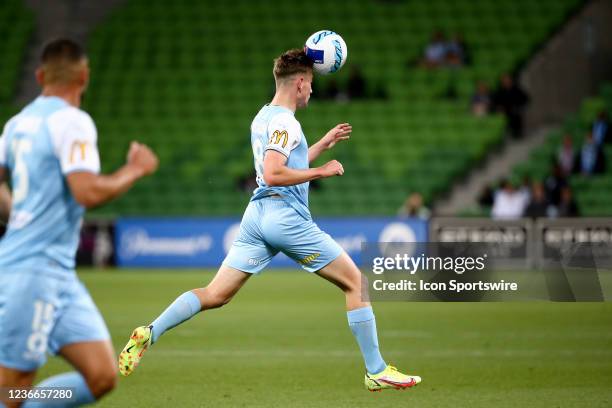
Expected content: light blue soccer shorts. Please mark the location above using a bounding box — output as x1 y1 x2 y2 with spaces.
223 197 343 274
0 269 110 371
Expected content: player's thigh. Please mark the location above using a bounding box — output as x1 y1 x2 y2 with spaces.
59 340 116 390
0 271 63 373
316 251 365 293
195 265 252 309
223 201 278 275
0 367 36 408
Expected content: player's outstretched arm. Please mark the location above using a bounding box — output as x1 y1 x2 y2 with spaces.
67 141 158 209
308 123 351 163
0 168 10 223
264 150 343 187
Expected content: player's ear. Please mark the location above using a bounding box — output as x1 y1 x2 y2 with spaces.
35 67 45 86
79 65 90 89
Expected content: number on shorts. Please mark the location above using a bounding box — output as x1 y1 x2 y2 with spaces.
26 300 55 355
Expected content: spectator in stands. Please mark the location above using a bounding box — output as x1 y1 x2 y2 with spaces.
76 225 96 266
347 66 367 100
492 73 529 138
557 186 579 217
446 33 471 67
477 184 494 208
398 192 431 220
592 110 610 146
238 172 258 194
491 179 528 219
544 163 568 206
523 182 551 218
470 81 491 117
557 134 576 176
421 30 448 69
322 78 339 100
518 175 532 204
580 132 600 175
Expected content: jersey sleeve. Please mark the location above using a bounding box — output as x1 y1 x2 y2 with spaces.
48 108 101 175
265 112 302 158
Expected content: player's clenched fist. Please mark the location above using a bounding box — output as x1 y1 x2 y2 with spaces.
320 159 344 177
127 141 159 176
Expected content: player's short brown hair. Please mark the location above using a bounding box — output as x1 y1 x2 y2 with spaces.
273 48 313 81
39 38 87 85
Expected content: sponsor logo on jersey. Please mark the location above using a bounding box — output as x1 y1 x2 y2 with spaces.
248 258 261 266
70 141 88 163
270 130 288 148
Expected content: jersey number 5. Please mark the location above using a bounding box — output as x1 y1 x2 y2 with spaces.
11 139 32 205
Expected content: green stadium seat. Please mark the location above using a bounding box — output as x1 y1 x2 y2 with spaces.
37 0 580 216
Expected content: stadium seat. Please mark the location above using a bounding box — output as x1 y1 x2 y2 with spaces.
0 0 579 216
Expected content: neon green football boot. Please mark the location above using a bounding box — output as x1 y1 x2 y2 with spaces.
118 325 153 376
365 365 422 391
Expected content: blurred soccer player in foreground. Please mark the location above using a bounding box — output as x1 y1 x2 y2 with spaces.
120 49 421 392
0 39 158 407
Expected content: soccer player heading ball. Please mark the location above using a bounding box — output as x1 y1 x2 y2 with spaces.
0 38 158 407
119 43 422 392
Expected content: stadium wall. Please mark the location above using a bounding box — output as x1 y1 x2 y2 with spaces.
522 0 612 130
113 218 429 268
68 218 612 269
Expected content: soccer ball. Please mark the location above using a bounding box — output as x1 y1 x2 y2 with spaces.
304 30 348 75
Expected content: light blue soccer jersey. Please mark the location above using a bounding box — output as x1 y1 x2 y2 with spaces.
250 104 311 220
223 104 343 274
0 96 108 371
0 96 100 273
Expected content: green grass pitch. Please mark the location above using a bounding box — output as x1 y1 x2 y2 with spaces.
38 269 612 407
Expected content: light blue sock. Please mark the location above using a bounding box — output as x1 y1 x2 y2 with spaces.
150 291 201 343
347 306 387 375
22 372 95 407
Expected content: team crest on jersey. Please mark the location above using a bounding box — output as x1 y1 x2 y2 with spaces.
270 130 288 148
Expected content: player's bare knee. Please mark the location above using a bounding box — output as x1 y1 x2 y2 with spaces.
356 273 368 292
97 371 117 396
200 287 233 309
343 283 360 299
86 367 117 398
342 271 363 294
213 292 234 308
83 354 118 398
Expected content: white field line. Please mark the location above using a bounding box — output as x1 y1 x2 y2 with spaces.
169 328 612 340
152 348 612 359
382 330 612 340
